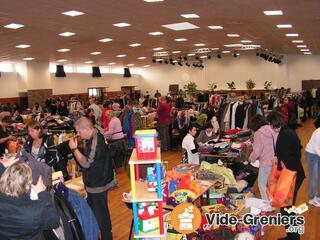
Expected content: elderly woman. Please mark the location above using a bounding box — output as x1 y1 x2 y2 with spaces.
104 110 126 168
0 163 59 239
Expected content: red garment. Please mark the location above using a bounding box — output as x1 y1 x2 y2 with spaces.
280 106 289 124
102 108 109 129
157 102 172 125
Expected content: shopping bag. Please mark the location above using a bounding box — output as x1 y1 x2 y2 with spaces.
267 160 297 207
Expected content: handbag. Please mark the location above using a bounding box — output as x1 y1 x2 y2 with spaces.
267 159 297 207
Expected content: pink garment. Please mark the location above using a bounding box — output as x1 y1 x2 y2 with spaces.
249 125 279 167
104 117 124 140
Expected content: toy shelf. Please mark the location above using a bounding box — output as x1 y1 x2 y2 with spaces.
134 229 165 238
129 148 161 165
132 181 162 202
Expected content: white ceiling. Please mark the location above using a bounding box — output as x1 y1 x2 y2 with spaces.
0 0 319 67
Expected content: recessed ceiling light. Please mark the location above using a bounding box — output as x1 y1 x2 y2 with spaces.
208 25 223 30
224 44 243 48
172 51 181 54
23 57 35 61
113 22 131 28
85 61 93 64
144 65 151 67
153 47 164 51
277 24 292 28
4 23 24 29
138 57 147 60
292 40 304 43
211 48 219 50
144 0 164 2
181 14 200 19
99 38 113 43
227 34 240 37
304 52 312 55
62 10 84 17
127 64 134 67
116 54 126 58
241 40 252 43
16 44 31 48
187 53 195 56
149 32 163 36
194 43 205 47
300 49 310 52
57 48 70 52
297 45 307 48
175 38 187 42
129 43 141 47
286 33 299 37
57 59 67 62
59 32 75 37
264 10 283 16
162 22 199 31
108 62 116 65
90 52 101 55
200 56 207 59
222 50 231 53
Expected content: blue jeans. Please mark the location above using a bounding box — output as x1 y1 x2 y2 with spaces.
305 151 320 199
258 165 273 201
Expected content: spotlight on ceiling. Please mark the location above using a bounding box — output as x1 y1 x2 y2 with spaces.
165 60 169 64
217 54 222 58
233 53 237 58
183 56 188 61
178 62 183 66
152 59 156 63
256 52 259 57
207 55 211 59
186 62 190 67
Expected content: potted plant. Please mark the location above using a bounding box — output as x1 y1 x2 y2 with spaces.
208 81 217 93
226 81 236 91
183 81 198 98
264 81 272 90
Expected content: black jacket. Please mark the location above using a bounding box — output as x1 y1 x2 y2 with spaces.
0 191 59 240
275 126 306 184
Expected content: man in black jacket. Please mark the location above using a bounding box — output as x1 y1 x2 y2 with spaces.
69 117 113 240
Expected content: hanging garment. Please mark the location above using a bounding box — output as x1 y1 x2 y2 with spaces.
235 103 246 129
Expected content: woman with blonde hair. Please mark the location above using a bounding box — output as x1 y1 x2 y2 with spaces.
0 163 59 239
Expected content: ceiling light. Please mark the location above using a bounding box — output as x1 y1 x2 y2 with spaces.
175 38 187 42
224 44 242 48
4 23 24 29
277 24 292 28
116 54 126 58
144 65 151 67
149 32 163 35
127 64 134 67
303 52 312 55
241 40 252 43
144 0 164 2
16 44 31 48
187 53 195 56
211 48 219 50
172 51 181 54
300 49 310 52
227 34 240 37
286 33 299 37
222 50 231 53
292 40 304 43
99 38 113 42
85 61 93 64
129 43 141 47
62 10 84 17
59 32 75 37
208 25 223 29
264 10 283 16
162 22 199 31
172 60 178 63
113 22 131 28
194 43 205 47
181 14 200 19
200 56 207 59
297 45 307 48
138 57 147 60
108 62 116 65
153 47 164 51
90 52 101 55
23 57 35 61
57 48 70 52
57 59 67 62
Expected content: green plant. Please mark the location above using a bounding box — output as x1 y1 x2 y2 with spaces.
183 81 198 97
264 81 272 90
246 78 256 90
208 81 217 92
227 81 236 90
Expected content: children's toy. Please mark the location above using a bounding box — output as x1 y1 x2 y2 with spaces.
137 202 160 233
147 167 157 192
134 130 158 159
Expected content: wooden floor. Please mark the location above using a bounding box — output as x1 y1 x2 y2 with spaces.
108 119 319 240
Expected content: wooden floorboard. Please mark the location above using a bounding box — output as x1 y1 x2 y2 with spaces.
109 119 318 240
